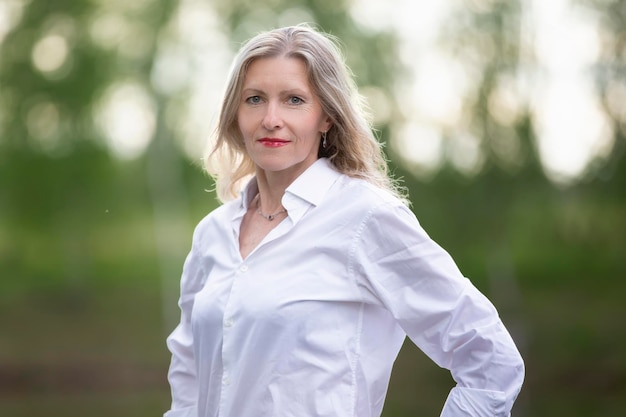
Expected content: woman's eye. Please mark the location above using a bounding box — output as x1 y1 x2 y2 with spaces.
246 96 262 104
288 96 303 105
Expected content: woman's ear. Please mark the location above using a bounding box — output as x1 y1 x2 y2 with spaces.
322 116 333 133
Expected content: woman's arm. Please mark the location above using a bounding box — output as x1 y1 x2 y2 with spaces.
353 202 524 417
164 226 208 417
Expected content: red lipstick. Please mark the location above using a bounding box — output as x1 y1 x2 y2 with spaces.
258 137 290 148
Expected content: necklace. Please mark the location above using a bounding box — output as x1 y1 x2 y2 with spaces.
255 195 287 221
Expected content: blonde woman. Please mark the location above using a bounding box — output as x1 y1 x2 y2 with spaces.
164 24 524 417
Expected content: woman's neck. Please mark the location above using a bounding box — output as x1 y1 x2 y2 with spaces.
254 170 289 212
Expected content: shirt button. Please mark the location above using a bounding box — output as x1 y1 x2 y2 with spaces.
239 264 248 272
223 374 231 385
224 319 233 328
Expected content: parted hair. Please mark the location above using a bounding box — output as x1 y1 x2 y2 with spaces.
205 24 406 204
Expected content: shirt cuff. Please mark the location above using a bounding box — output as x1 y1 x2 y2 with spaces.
441 387 507 417
164 405 196 417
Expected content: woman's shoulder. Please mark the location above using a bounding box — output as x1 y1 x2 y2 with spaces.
336 175 406 210
325 175 413 228
192 198 239 237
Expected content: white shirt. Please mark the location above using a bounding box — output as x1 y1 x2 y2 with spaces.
164 158 524 417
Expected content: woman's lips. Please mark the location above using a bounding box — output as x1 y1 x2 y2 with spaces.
258 138 290 147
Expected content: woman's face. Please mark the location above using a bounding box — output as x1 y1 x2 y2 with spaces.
237 56 331 181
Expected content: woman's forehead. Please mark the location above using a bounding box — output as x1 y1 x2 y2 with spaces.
241 57 312 91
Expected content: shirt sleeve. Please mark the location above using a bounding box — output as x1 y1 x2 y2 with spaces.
353 202 524 417
164 225 207 417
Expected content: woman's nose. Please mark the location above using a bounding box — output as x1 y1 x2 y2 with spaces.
262 102 284 130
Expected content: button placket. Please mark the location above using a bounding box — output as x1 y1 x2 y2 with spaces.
222 372 231 386
219 261 249 407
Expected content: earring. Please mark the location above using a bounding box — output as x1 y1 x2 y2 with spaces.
322 131 328 148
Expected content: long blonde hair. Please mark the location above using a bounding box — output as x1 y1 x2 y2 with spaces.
205 24 406 204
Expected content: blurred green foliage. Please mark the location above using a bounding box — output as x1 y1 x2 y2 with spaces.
1 0 625 416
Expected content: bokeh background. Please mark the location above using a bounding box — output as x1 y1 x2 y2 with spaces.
1 0 625 416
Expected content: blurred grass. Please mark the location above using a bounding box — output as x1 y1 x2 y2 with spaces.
0 286 172 417
0 392 169 417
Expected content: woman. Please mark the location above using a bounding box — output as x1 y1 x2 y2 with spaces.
164 24 524 417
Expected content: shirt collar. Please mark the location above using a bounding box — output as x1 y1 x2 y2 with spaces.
237 158 341 223
240 177 259 211
284 157 341 207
